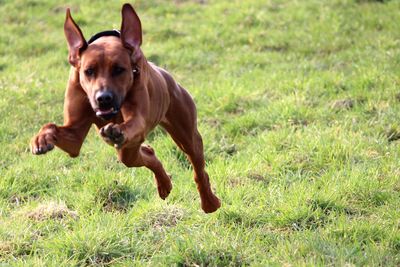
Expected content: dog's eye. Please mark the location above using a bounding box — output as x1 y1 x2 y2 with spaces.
112 66 125 76
85 68 95 77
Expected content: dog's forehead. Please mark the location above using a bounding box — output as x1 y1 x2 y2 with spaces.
81 37 130 66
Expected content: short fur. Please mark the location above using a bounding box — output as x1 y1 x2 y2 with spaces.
30 3 221 213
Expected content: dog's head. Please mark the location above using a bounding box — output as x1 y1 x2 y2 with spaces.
64 4 142 120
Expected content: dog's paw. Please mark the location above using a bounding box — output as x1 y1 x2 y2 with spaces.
156 174 172 200
100 123 125 148
31 123 57 155
201 194 221 214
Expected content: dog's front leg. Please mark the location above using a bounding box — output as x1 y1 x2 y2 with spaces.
100 116 173 200
98 90 172 199
31 122 92 157
99 87 149 148
31 69 94 157
99 117 146 149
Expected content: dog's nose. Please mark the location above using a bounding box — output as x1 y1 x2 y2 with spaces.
96 91 114 106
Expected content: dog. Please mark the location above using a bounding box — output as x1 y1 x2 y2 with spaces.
30 3 221 213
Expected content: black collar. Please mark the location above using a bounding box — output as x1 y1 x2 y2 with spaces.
88 30 121 44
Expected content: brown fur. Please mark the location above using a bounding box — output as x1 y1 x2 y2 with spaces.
30 4 221 213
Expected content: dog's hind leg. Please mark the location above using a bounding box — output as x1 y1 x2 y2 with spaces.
118 144 172 200
161 87 221 213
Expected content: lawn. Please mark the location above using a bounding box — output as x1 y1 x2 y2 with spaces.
1 0 400 265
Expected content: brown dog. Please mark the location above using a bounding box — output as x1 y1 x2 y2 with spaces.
30 4 221 213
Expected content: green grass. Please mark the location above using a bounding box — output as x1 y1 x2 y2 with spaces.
1 0 400 265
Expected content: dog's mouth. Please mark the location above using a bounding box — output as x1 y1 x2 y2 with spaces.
95 107 119 120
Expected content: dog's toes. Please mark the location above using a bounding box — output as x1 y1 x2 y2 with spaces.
31 133 56 155
101 123 117 136
157 185 172 200
32 144 51 155
33 146 43 155
100 123 125 148
100 123 113 137
31 123 58 155
32 143 47 155
46 143 54 151
100 126 106 137
112 131 125 147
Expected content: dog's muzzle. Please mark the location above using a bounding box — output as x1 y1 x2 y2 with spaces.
94 91 120 120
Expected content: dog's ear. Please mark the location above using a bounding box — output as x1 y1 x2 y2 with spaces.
120 4 142 59
64 8 87 67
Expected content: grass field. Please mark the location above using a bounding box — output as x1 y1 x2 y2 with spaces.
1 0 400 265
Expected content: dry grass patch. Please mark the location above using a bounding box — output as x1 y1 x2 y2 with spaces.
20 201 78 221
141 205 185 230
0 241 13 257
